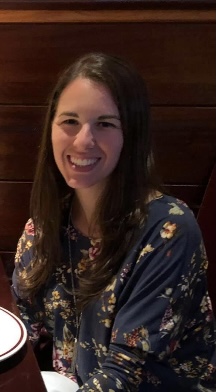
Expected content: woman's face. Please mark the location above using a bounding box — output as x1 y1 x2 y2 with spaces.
51 77 123 192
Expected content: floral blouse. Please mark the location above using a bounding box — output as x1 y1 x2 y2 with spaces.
12 195 216 391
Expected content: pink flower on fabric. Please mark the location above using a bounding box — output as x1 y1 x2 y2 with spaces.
25 219 35 236
160 222 177 239
89 239 101 261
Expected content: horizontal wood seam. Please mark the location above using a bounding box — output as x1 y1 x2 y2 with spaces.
0 9 215 23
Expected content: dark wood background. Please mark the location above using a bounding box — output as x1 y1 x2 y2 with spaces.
0 1 215 310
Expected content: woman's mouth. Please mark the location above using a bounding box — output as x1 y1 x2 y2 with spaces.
67 156 101 171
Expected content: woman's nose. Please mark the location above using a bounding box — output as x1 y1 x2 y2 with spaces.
73 124 95 150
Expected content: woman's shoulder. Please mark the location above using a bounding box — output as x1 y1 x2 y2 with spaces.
23 218 35 237
146 193 202 243
17 218 35 253
148 193 197 221
14 219 35 269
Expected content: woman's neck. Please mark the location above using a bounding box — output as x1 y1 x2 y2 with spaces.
71 187 102 237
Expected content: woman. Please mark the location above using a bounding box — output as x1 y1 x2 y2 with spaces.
12 53 216 391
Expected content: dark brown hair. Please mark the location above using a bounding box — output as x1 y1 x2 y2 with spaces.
19 52 159 308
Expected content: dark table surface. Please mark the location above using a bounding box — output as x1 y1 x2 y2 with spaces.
0 258 47 391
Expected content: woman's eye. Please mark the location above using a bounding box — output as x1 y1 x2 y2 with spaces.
63 119 78 125
98 121 116 128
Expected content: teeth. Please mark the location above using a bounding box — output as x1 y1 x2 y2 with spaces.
70 157 98 167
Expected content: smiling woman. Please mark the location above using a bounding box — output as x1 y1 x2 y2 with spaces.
11 53 216 391
51 77 123 193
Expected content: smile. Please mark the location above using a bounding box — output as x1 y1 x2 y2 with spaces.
68 156 100 167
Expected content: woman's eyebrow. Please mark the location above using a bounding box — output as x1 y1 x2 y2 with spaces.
98 115 120 121
58 111 79 118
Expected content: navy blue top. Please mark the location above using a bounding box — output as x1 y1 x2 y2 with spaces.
12 194 216 391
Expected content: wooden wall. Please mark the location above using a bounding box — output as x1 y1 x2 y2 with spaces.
0 1 215 308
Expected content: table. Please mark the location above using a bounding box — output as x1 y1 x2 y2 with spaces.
0 258 47 391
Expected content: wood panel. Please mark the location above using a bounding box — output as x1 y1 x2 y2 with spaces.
0 0 215 11
0 182 32 251
0 23 215 105
0 252 15 280
151 107 216 185
0 9 215 23
0 106 215 184
0 106 44 180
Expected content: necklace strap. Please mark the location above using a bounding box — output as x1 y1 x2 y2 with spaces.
67 210 82 374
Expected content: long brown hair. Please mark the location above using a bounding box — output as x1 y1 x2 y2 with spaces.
19 53 159 308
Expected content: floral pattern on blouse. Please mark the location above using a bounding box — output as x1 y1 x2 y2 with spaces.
12 195 216 391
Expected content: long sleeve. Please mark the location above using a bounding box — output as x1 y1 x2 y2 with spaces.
77 204 216 391
12 219 45 347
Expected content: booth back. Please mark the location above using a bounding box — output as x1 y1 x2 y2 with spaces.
0 1 215 310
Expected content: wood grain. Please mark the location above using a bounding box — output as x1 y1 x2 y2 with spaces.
0 182 32 251
0 9 215 23
0 0 215 11
0 23 215 105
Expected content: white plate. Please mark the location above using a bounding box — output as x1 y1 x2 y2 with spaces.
41 371 78 392
0 306 27 361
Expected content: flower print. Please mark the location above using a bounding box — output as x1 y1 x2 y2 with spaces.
160 221 177 239
59 305 74 320
127 368 143 387
25 219 35 235
98 291 117 327
200 295 212 314
142 370 161 386
199 242 208 271
107 293 116 312
160 305 175 333
123 326 150 351
76 250 91 275
52 301 60 309
65 224 78 241
169 339 180 353
111 328 118 342
202 363 216 381
90 339 108 359
20 269 27 279
180 361 193 373
165 287 173 296
176 198 188 208
52 290 60 300
25 240 33 251
53 345 68 374
116 377 124 389
159 287 173 299
201 257 208 271
168 202 184 215
26 321 43 343
93 378 103 392
105 277 117 292
120 263 132 283
98 344 108 357
103 318 112 328
89 238 101 261
137 244 154 263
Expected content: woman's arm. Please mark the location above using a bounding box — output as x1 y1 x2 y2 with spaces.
77 213 216 391
12 219 45 347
